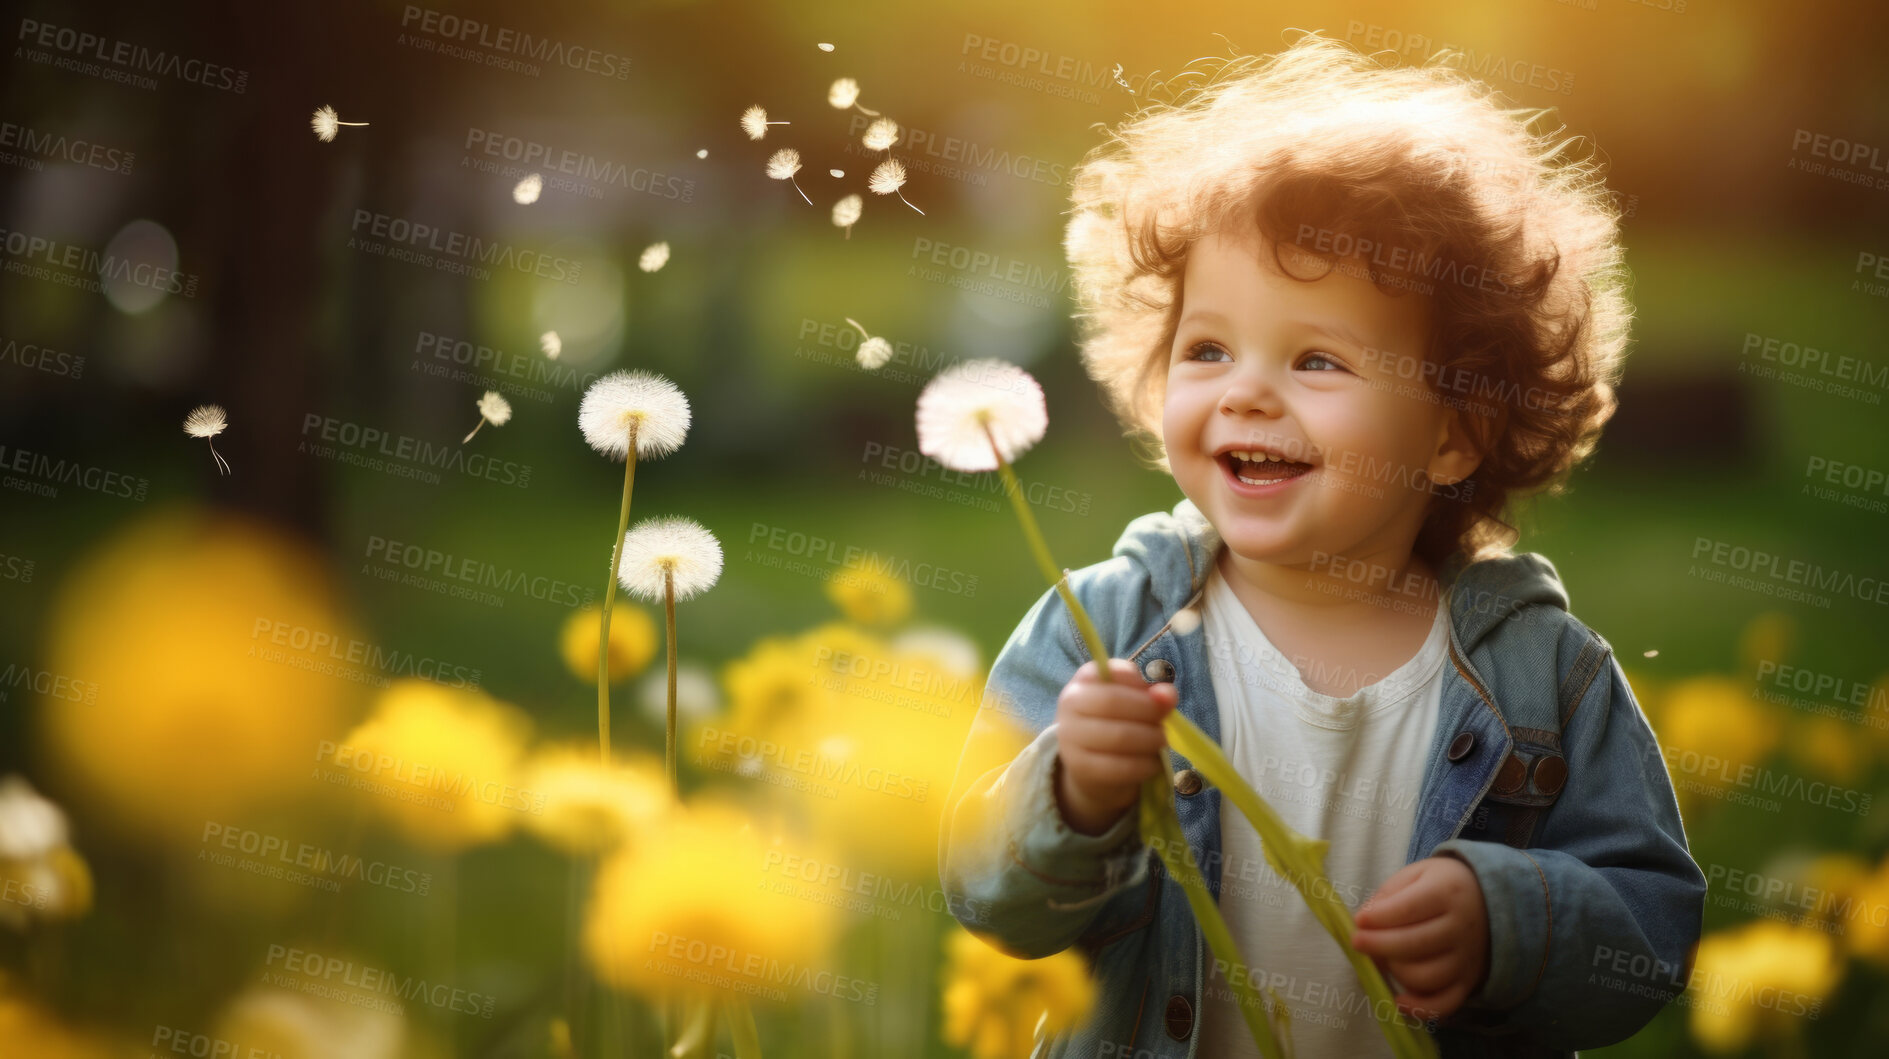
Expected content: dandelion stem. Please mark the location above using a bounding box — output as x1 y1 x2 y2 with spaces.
463 418 485 444
339 120 369 127
664 567 678 794
728 997 762 1058
896 190 925 216
598 442 639 765
206 438 230 475
982 421 1110 683
843 317 871 340
790 176 812 206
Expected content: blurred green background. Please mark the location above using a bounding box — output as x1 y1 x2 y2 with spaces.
2 0 1887 1055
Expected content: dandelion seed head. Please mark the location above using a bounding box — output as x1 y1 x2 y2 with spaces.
831 194 862 230
696 148 708 159
476 390 513 427
541 330 562 359
868 159 907 195
766 148 802 180
862 117 900 151
616 517 723 603
740 105 772 141
183 404 228 439
639 242 670 273
512 173 543 204
579 371 691 461
828 78 861 109
915 359 1048 471
310 105 340 142
857 336 892 370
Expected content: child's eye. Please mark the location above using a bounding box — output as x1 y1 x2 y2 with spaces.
1298 351 1349 373
1185 341 1230 363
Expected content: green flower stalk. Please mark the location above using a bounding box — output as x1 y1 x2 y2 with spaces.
915 359 1437 1059
614 517 723 792
579 371 692 764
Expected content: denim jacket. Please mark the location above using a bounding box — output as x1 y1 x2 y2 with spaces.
938 498 1706 1058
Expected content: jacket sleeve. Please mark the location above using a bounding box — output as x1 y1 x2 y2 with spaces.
937 579 1152 959
1431 645 1707 1049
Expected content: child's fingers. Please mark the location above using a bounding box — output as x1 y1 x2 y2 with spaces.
1379 949 1459 996
1351 914 1455 962
1060 714 1170 755
1355 872 1447 929
1060 747 1165 787
1072 658 1151 688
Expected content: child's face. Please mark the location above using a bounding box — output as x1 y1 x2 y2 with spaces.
1161 227 1481 570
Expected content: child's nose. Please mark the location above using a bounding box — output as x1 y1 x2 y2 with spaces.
1217 364 1286 417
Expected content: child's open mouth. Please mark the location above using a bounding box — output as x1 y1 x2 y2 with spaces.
1218 449 1314 493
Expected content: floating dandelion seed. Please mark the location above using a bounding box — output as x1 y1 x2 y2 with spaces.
831 194 862 238
827 77 881 116
862 117 900 152
512 173 543 204
766 148 813 205
1112 62 1136 93
844 317 891 369
618 516 724 790
915 360 1047 472
183 403 232 475
869 158 924 215
740 105 788 141
817 42 835 52
1644 649 1660 658
639 242 670 272
309 105 368 143
696 148 708 159
464 390 512 444
579 371 692 764
541 330 561 359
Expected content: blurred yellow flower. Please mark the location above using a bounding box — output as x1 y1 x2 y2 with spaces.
1788 714 1870 787
0 975 116 1059
336 680 535 851
215 984 407 1059
1688 919 1841 1054
560 602 658 684
583 799 837 1001
1836 856 1889 966
521 744 671 854
1655 676 1784 815
42 508 357 839
824 557 913 626
942 928 1095 1059
1737 611 1794 678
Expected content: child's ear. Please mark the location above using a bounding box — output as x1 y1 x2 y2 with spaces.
1428 407 1484 486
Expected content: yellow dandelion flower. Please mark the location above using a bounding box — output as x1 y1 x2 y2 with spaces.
560 602 658 685
340 680 534 851
1789 714 1870 786
43 509 357 840
0 975 117 1059
1656 675 1784 815
824 556 913 625
942 928 1096 1059
1688 919 1841 1054
521 744 671 854
583 800 836 1001
1738 611 1794 677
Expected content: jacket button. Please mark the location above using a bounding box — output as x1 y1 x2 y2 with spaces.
1164 994 1193 1039
1143 657 1176 684
1173 769 1203 796
1494 752 1527 795
1447 731 1475 761
1532 753 1568 796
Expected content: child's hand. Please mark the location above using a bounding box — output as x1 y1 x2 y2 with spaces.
1053 659 1178 836
1351 856 1490 1021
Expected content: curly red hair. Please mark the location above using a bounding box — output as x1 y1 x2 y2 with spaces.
1064 31 1631 565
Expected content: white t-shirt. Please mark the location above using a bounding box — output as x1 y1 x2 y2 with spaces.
1193 565 1449 1059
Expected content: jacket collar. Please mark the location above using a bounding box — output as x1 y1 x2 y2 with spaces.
1113 497 1570 653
